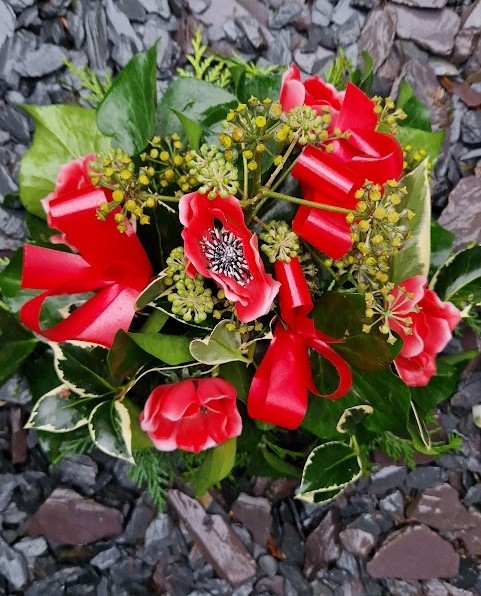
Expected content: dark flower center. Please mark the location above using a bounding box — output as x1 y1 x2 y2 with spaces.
200 226 253 286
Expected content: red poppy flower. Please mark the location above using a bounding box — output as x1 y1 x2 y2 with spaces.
20 164 152 347
179 191 280 322
140 377 242 453
386 276 461 386
279 65 404 260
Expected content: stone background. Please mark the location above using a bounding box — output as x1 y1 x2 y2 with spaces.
1 0 481 594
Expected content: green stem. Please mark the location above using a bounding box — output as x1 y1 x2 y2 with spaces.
260 188 352 214
155 194 180 203
264 135 298 190
441 349 479 366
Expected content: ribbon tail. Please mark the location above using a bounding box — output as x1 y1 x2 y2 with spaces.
306 332 352 400
247 324 310 430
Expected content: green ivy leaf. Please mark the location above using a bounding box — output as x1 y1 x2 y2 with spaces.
108 330 152 382
135 276 168 311
391 160 431 283
430 244 481 305
51 342 116 397
191 438 237 497
88 400 134 463
25 385 92 432
297 441 362 504
0 308 38 387
123 398 153 451
396 81 432 132
155 78 237 140
97 43 158 154
19 105 110 217
128 331 193 365
189 320 250 365
219 361 250 402
410 359 459 417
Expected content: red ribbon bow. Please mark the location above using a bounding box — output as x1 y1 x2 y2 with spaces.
292 83 404 260
20 187 153 347
247 258 352 430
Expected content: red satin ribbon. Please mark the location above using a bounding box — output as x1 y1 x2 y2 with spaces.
20 187 152 347
292 83 404 260
247 259 352 430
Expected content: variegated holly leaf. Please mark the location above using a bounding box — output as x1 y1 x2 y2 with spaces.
51 342 116 397
190 320 251 365
88 400 134 463
296 441 362 504
391 160 431 283
336 405 374 434
25 385 92 432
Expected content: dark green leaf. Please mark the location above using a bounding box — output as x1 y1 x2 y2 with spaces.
128 331 193 365
97 43 158 154
51 342 116 397
430 219 455 272
219 361 250 402
123 398 153 450
25 385 93 432
171 109 203 151
312 292 400 372
135 277 169 311
409 359 458 417
336 405 374 434
0 308 38 387
155 78 236 140
396 81 432 132
108 329 151 381
430 244 481 305
19 105 110 217
88 399 134 463
297 441 362 504
0 249 37 311
191 438 237 496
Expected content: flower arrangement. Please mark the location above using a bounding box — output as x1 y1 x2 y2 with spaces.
2 41 480 509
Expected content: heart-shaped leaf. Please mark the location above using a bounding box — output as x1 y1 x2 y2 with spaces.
19 105 110 217
190 320 250 365
297 441 362 504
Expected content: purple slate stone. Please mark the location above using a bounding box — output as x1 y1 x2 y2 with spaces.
367 525 459 580
25 487 123 545
407 483 474 532
303 508 341 578
339 528 377 557
438 176 481 249
358 6 397 71
393 5 460 56
231 494 273 548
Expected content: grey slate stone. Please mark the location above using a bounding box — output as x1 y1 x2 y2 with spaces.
0 536 29 590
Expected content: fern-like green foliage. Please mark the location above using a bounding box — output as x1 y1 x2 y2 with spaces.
324 48 354 91
63 61 112 107
177 30 281 89
50 434 97 465
128 449 175 510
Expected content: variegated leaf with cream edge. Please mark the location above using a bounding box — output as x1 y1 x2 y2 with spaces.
189 319 251 366
296 441 362 504
25 385 92 433
336 405 374 434
50 341 116 398
390 159 431 284
88 400 134 464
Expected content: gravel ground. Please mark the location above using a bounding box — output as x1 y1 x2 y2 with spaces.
2 0 481 594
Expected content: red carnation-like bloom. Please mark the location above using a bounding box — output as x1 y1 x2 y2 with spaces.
140 377 242 453
279 65 404 260
179 191 280 322
387 276 461 386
